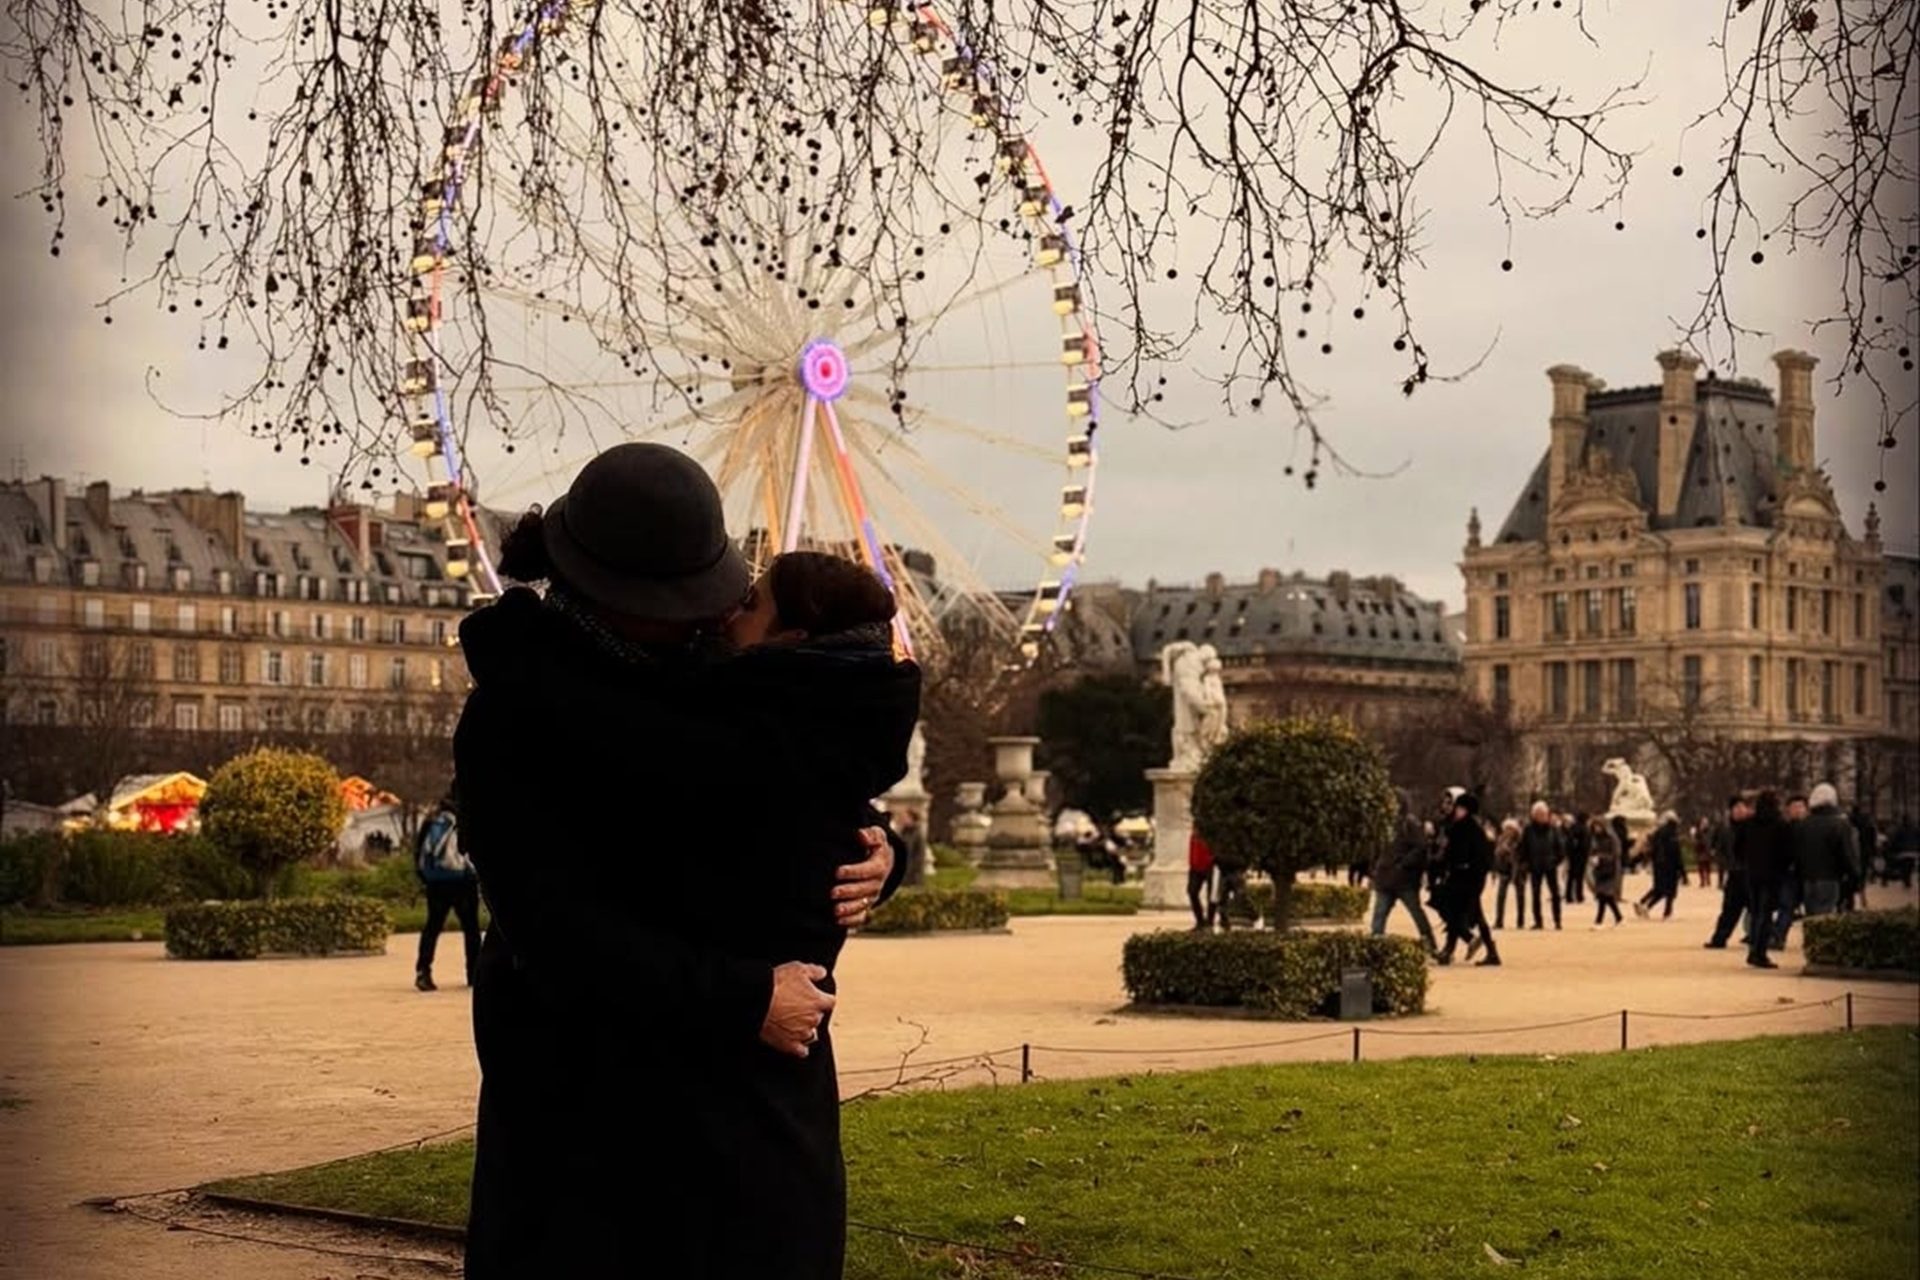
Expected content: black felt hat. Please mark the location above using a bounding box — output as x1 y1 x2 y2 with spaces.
541 443 750 621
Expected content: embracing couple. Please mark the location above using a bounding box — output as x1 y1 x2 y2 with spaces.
453 443 922 1278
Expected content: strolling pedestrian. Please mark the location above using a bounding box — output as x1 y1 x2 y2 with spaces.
1188 830 1216 931
1704 794 1754 950
1635 813 1684 920
1493 818 1525 930
414 790 482 992
1369 790 1440 954
1519 801 1564 930
1791 783 1859 920
1563 811 1590 905
1745 790 1792 969
1587 818 1625 927
1436 791 1500 967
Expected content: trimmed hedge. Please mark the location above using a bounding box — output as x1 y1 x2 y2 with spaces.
863 889 1010 936
1804 907 1919 976
1123 929 1429 1018
1244 881 1369 926
165 897 390 960
0 834 64 908
0 832 256 908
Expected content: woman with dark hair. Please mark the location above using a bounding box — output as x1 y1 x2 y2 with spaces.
455 444 917 1279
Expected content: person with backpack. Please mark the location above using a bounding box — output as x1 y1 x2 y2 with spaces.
414 790 481 992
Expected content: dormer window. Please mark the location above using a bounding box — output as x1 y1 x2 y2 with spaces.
117 529 137 557
79 560 101 586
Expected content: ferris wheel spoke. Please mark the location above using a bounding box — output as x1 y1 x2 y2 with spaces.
843 387 1063 464
839 270 1036 363
855 359 1062 376
834 408 1053 563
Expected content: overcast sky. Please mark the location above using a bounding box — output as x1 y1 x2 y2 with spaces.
0 3 1912 612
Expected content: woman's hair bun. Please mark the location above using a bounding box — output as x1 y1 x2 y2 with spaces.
496 507 554 583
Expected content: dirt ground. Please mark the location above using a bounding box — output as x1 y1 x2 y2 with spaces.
2 872 1914 1278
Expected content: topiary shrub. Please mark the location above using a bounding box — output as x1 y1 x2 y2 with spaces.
1191 717 1395 932
1123 929 1429 1018
164 897 390 959
1803 907 1919 976
200 749 347 899
864 889 1011 935
0 834 65 908
1244 881 1369 926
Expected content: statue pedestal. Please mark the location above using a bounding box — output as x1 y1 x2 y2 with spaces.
1141 768 1196 910
881 786 934 885
951 782 991 866
977 737 1055 890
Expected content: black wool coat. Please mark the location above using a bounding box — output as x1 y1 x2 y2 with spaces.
454 589 916 1279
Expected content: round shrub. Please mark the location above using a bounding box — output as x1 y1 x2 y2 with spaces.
1191 717 1394 931
200 749 347 899
164 897 390 959
864 889 1011 935
1803 907 1919 976
1122 929 1428 1018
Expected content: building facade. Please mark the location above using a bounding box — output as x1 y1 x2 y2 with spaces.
1461 349 1893 806
1878 552 1920 819
1125 569 1462 730
0 477 482 739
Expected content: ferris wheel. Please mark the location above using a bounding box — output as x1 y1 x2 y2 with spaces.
398 0 1103 665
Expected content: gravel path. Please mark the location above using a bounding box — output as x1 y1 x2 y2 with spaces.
1 872 1913 1277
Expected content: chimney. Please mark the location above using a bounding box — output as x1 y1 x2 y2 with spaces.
1545 364 1593 512
30 477 67 551
327 502 373 567
171 488 246 558
84 479 113 529
1656 349 1702 518
1204 572 1226 597
1772 349 1818 473
1256 568 1281 594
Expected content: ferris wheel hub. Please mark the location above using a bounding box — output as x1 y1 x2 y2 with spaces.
796 338 851 402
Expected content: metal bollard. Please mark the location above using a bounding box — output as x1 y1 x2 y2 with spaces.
1020 1043 1032 1084
1619 1008 1628 1052
1846 991 1854 1032
1352 1026 1361 1063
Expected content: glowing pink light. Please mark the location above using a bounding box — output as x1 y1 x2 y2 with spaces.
798 338 850 401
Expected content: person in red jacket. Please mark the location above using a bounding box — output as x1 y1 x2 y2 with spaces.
1188 831 1216 931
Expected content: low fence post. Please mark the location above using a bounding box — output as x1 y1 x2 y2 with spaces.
1020 1044 1032 1084
1619 1008 1629 1052
1846 991 1855 1032
1351 1026 1361 1063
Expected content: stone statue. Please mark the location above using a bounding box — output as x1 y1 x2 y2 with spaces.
903 722 928 796
1163 641 1230 773
1601 757 1657 824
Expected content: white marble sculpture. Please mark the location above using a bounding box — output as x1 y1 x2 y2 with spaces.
1602 757 1658 824
902 722 928 796
1163 641 1230 773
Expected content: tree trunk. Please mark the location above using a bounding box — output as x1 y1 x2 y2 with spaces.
1271 874 1296 934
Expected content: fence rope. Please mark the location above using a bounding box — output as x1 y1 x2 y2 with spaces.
838 1047 1023 1078
1626 996 1842 1021
1026 1028 1352 1056
1363 1012 1619 1038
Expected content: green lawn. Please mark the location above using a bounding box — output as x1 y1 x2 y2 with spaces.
928 864 1141 916
205 1028 1918 1279
0 908 168 945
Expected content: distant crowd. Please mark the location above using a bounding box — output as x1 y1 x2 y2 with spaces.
1187 783 1918 973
